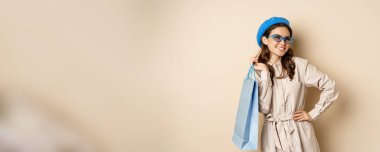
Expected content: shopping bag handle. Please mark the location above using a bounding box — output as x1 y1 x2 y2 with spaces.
246 49 260 80
246 65 256 80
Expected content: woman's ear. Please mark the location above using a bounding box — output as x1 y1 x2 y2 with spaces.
262 36 268 45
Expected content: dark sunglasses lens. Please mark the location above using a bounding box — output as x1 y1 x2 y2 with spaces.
284 37 290 43
272 35 282 42
283 37 293 44
287 38 294 44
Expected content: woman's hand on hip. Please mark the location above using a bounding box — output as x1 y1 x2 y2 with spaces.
293 110 312 122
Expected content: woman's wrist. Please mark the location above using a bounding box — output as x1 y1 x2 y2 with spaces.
261 67 269 72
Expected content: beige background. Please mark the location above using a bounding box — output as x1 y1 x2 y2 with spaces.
0 0 379 151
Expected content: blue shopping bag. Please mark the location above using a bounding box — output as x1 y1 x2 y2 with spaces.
232 65 259 150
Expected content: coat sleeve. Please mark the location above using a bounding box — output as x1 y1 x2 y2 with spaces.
255 70 273 114
303 60 339 120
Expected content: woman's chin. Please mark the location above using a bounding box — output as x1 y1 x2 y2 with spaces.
270 48 288 57
274 50 287 57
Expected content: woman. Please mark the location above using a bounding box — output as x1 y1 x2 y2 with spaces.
250 17 339 152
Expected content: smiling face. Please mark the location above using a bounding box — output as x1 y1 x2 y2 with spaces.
261 27 292 59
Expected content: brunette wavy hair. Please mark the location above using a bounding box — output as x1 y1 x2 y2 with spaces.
258 23 296 85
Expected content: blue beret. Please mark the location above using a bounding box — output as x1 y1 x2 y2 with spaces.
256 17 290 47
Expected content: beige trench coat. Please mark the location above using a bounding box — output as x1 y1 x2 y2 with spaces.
255 57 339 152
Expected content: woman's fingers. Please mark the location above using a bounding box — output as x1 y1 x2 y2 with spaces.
294 116 306 121
249 49 261 65
293 115 304 120
250 57 258 65
253 63 266 71
254 49 262 59
293 110 312 122
294 117 303 121
300 116 310 121
293 111 304 115
253 65 261 71
293 110 306 121
293 113 303 117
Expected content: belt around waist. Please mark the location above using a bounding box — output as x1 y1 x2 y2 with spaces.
265 113 295 151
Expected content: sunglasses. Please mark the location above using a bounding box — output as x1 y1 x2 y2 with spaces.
267 34 294 44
